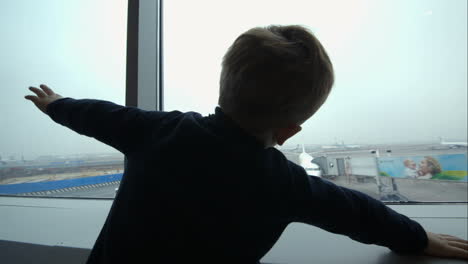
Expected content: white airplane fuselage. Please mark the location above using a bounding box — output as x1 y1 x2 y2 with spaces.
439 137 467 147
298 147 322 177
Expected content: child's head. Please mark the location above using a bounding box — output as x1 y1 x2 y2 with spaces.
218 25 334 145
419 157 442 175
404 159 416 169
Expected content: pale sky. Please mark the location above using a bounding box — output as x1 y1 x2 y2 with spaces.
1 0 127 159
164 0 468 146
1 0 467 159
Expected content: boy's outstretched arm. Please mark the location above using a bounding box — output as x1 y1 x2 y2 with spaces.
25 84 175 154
289 164 468 260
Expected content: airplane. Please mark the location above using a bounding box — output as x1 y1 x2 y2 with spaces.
298 144 322 177
439 137 468 148
321 139 361 150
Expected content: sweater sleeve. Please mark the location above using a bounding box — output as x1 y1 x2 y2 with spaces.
288 162 428 255
46 98 176 154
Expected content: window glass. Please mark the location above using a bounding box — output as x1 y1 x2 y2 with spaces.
164 0 467 202
0 0 127 198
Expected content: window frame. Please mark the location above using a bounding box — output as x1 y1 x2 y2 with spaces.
127 0 163 112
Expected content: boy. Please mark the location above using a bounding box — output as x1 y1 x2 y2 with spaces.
403 159 418 178
25 25 467 263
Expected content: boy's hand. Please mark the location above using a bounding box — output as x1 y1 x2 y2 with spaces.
424 231 468 259
25 84 63 114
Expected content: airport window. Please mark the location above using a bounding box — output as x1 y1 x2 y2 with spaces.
1 0 466 204
0 0 127 198
163 0 467 203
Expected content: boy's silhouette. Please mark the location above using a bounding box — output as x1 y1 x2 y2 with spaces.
25 25 467 263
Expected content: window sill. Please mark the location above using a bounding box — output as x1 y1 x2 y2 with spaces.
0 196 466 264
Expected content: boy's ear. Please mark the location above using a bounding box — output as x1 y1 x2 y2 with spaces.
275 124 302 146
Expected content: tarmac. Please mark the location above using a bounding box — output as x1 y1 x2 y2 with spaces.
2 144 466 202
283 145 468 202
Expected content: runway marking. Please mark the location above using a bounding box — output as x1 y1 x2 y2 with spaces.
17 181 121 196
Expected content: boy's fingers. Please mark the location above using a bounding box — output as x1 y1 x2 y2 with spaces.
447 245 468 259
24 95 39 103
448 241 468 251
441 235 468 243
40 84 54 95
29 87 47 98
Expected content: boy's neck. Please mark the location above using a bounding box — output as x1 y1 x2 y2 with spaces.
251 131 276 148
220 108 276 148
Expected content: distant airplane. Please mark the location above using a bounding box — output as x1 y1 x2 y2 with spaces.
321 145 340 149
439 137 468 148
321 141 361 150
298 144 322 177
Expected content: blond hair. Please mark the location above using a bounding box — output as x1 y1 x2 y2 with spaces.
424 156 442 174
403 159 412 166
219 25 334 132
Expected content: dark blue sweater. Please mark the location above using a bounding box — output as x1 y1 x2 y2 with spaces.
46 98 428 264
